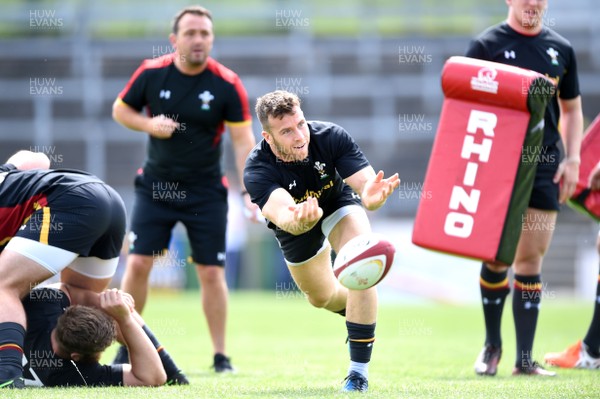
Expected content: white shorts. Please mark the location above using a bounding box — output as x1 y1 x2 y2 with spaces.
6 237 119 278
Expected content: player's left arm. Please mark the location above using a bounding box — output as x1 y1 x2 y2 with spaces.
553 95 583 203
5 150 50 170
345 166 400 211
100 289 166 386
228 122 260 219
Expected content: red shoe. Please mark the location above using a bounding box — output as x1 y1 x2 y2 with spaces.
512 361 556 376
474 345 502 376
544 340 600 369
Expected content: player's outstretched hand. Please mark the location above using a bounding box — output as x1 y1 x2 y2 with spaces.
286 196 323 234
361 171 400 210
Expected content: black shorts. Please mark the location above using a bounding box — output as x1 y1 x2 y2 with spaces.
274 184 362 264
16 182 126 259
128 171 228 266
528 145 560 211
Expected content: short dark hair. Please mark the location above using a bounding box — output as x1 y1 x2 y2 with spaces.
172 5 213 34
255 90 301 132
55 305 116 362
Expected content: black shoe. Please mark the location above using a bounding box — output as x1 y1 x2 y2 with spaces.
212 353 235 373
342 371 368 392
166 370 190 385
112 345 130 364
513 361 556 377
0 377 25 389
474 344 502 376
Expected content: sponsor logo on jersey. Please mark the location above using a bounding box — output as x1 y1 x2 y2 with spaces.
470 67 499 94
199 90 214 110
289 180 297 190
295 180 335 203
504 50 516 59
128 231 138 250
546 47 559 66
159 89 171 99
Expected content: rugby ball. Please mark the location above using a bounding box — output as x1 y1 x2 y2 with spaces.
333 233 395 290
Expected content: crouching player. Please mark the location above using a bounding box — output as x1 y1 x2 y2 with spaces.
244 91 399 392
0 150 183 387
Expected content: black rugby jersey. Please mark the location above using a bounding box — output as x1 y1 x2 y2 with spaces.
118 54 252 182
0 165 101 252
244 121 370 231
22 288 123 387
466 22 580 148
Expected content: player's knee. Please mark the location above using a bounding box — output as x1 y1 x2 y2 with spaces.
513 257 542 274
0 283 28 299
0 272 35 297
306 291 335 309
197 265 224 286
484 262 510 274
126 255 154 276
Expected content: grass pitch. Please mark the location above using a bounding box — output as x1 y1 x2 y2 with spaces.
5 290 600 398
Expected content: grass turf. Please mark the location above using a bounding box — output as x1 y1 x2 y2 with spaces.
5 290 600 398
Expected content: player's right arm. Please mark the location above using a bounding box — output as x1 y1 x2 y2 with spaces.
99 289 166 386
112 61 178 139
261 189 323 235
112 99 179 139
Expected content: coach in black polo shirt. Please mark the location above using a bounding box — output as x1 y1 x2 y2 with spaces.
113 5 257 372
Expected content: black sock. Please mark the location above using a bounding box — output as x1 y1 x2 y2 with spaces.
113 344 129 364
479 264 509 348
583 269 600 357
512 274 541 368
346 321 375 364
0 322 25 381
142 325 186 382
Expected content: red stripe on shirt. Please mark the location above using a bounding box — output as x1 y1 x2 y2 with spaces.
117 53 176 101
206 58 252 122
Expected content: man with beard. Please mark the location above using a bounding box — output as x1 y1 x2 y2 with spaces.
113 5 257 372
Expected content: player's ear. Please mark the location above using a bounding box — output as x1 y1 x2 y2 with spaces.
261 130 272 144
169 33 177 48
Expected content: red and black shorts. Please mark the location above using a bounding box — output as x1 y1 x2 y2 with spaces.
16 181 126 260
